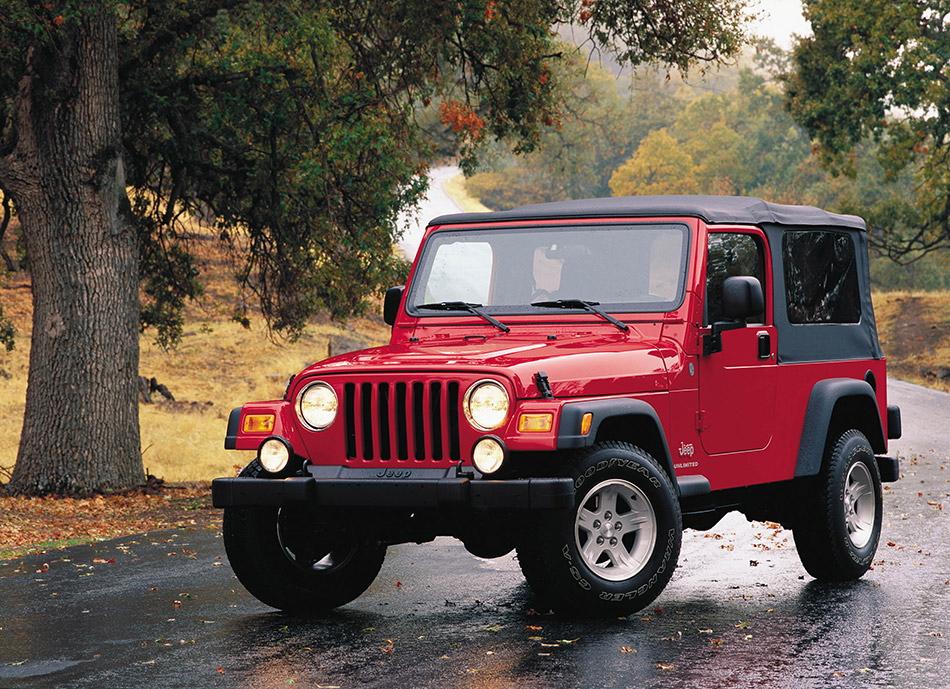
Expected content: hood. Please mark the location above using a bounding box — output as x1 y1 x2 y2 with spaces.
299 327 671 398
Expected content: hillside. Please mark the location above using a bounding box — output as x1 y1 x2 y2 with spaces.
2 214 948 485
874 292 950 394
0 229 390 484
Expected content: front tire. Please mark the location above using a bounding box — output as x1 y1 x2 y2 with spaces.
222 462 385 613
793 429 882 580
517 442 681 616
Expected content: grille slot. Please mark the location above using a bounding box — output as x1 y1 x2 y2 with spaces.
344 380 461 463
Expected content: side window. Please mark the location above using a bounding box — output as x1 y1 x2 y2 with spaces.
706 232 766 325
783 231 860 324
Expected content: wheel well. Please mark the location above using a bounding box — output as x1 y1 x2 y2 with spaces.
794 378 887 479
595 414 674 480
827 396 886 455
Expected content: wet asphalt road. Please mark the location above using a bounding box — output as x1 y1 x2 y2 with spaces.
1 379 948 689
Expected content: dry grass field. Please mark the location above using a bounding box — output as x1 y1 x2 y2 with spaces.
2 205 949 486
873 291 950 394
0 225 390 485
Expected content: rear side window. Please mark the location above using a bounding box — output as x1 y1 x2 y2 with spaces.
783 231 860 324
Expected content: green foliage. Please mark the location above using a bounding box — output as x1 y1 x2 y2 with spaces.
578 0 752 74
463 36 948 291
871 250 950 291
609 129 699 196
610 49 817 200
134 204 204 350
466 58 684 209
785 0 950 259
1 0 753 342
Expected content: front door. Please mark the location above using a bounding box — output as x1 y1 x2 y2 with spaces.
698 230 778 455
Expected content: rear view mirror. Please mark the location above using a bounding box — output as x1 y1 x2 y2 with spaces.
383 286 404 326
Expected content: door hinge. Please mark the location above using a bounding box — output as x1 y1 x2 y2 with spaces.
695 410 711 431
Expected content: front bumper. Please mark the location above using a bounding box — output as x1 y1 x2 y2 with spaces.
212 471 574 511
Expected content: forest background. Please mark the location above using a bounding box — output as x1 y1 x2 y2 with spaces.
4 18 950 551
2 2 950 503
461 39 950 291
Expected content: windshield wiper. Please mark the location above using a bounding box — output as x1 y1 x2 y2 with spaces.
531 299 629 331
416 301 510 333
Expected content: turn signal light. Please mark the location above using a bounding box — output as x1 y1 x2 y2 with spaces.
243 414 275 433
518 413 553 433
581 412 593 436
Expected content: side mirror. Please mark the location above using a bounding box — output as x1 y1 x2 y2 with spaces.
703 276 764 356
383 286 404 326
722 276 764 320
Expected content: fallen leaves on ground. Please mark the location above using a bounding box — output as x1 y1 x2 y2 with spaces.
0 484 218 558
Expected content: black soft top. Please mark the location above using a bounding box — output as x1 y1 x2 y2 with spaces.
428 195 866 231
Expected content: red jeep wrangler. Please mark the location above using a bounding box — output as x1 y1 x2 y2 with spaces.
212 195 902 616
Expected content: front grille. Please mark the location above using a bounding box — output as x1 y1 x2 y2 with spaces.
344 380 461 463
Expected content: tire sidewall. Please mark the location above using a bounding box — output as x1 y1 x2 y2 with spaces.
549 444 681 611
222 461 385 612
827 432 883 569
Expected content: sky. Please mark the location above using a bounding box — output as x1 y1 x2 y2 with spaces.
749 0 811 49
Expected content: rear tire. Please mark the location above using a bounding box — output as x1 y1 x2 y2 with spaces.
222 462 385 613
517 441 681 616
793 430 882 580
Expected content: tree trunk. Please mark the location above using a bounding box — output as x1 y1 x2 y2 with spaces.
1 5 143 495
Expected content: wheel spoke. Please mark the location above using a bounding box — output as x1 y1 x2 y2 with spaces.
850 480 871 504
582 537 605 565
608 541 639 571
599 488 619 519
619 511 650 532
577 507 600 534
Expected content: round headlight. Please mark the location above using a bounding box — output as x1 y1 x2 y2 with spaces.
259 437 291 474
296 381 338 430
472 437 506 475
464 380 509 431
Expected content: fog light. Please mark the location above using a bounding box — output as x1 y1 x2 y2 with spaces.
518 413 553 433
259 437 291 473
472 437 506 475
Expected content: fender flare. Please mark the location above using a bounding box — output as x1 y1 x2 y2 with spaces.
793 378 886 478
556 398 705 497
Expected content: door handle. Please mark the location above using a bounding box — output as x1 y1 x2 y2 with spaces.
757 332 771 359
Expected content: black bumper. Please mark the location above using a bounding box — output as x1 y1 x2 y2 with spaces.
876 455 900 483
212 475 575 510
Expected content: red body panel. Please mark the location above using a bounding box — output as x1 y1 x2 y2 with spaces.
229 214 890 493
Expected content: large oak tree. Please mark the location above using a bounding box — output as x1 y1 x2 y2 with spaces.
0 0 751 495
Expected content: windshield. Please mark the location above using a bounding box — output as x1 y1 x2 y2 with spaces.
407 223 690 315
